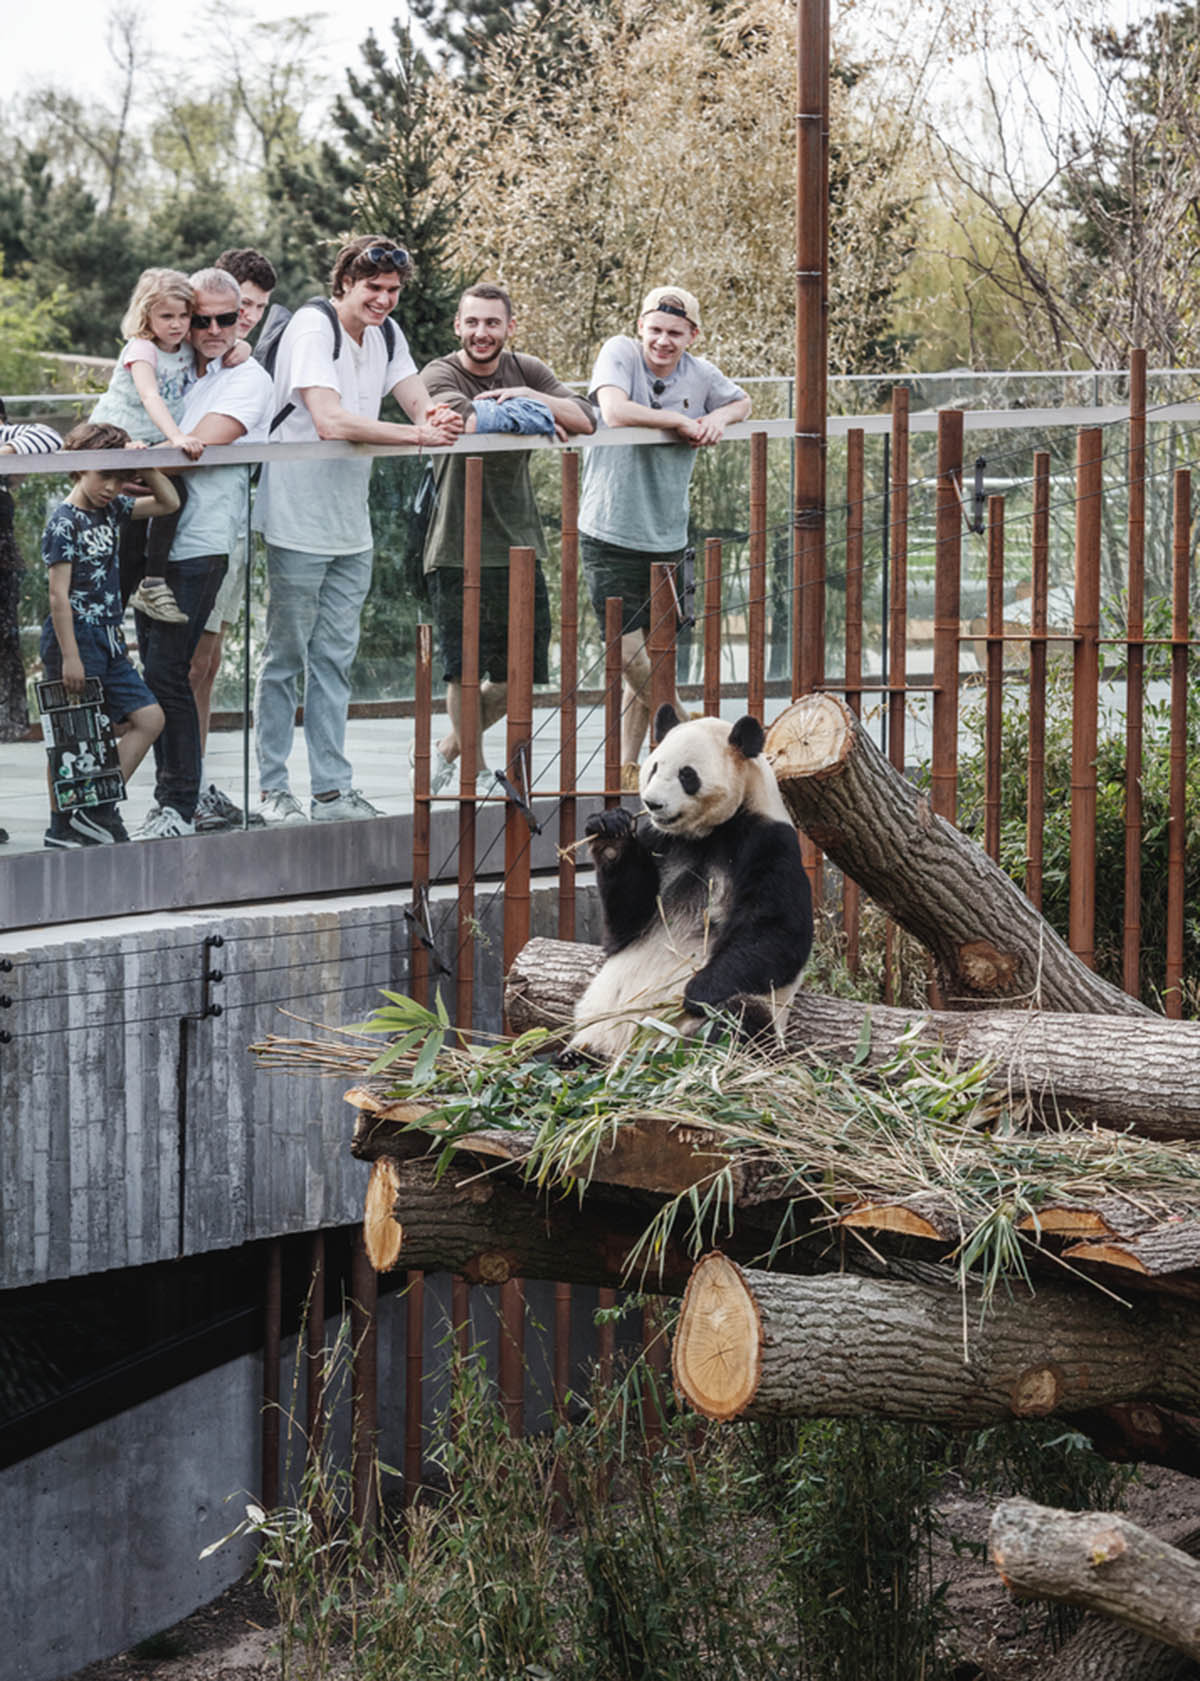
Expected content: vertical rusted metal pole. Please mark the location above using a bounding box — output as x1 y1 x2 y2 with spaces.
642 1300 666 1454
1123 349 1147 996
748 431 767 720
703 538 722 716
503 547 536 987
793 0 828 699
843 429 863 973
500 549 534 1431
499 1276 525 1438
452 1276 471 1359
984 496 1005 863
261 1238 282 1510
595 1287 616 1389
350 1230 378 1535
648 561 677 740
1026 453 1050 912
605 597 623 806
456 458 483 1033
404 1269 424 1506
1070 429 1103 970
884 388 910 1005
411 624 433 1007
305 1229 326 1474
1165 468 1190 1018
559 453 580 939
887 388 910 775
931 410 964 825
554 1282 572 1422
553 1279 572 1516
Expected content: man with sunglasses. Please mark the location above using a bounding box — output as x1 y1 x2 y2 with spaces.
580 286 750 782
252 234 463 825
132 267 274 839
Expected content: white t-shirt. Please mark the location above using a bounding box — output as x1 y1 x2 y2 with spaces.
170 356 274 564
252 305 417 555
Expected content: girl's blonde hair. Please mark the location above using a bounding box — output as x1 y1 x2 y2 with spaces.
120 268 194 340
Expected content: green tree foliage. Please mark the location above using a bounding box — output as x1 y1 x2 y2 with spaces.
416 0 919 378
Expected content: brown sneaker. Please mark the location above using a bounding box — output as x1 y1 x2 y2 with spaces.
620 761 641 794
129 578 188 623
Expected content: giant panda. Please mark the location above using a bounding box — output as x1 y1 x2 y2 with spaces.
570 705 813 1061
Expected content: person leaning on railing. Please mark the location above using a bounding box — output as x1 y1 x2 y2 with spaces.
579 285 750 788
417 282 596 795
250 235 463 827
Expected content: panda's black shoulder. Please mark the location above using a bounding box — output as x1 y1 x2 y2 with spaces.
717 806 800 856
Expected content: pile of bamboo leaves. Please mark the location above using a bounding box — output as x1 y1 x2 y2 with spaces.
253 994 1200 1302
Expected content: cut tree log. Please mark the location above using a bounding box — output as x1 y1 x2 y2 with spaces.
989 1498 1200 1662
1046 1620 1200 1681
355 1154 828 1292
764 692 1151 1016
505 939 1200 1141
670 1253 1200 1424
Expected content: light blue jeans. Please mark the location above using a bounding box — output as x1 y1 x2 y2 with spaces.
255 544 373 796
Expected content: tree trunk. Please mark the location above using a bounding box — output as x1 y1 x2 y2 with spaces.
356 1155 818 1292
506 938 1200 1142
990 1498 1200 1661
1047 1619 1200 1681
670 1253 1200 1425
764 693 1150 1016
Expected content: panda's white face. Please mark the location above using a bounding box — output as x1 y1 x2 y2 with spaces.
639 716 749 837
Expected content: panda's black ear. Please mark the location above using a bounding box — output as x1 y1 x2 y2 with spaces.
654 704 681 742
729 716 765 759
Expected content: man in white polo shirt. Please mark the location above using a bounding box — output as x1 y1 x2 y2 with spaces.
252 234 462 824
133 266 273 840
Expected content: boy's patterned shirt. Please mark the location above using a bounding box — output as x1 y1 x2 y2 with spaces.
42 495 135 628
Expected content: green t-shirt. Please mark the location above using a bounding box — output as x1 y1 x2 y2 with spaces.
419 349 593 572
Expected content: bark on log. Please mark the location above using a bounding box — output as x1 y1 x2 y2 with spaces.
671 1253 1200 1424
506 939 1200 1142
1045 1518 1200 1681
764 693 1151 1016
1047 1620 1200 1681
990 1498 1200 1661
356 1155 825 1291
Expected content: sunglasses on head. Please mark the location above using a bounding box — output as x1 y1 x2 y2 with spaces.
361 244 411 271
191 310 239 329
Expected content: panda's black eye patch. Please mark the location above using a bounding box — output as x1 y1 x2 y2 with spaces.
678 765 701 796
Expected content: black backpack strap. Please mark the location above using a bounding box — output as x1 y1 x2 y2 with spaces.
268 299 343 434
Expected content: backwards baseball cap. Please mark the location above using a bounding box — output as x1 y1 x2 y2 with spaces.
640 286 701 331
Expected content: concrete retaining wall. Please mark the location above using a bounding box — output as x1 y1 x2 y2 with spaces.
0 879 602 1290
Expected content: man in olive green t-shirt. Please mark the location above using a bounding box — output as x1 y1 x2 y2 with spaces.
419 284 595 791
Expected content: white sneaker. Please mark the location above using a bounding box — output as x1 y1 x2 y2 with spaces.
133 804 195 840
128 579 188 624
310 788 382 821
408 740 459 797
259 790 307 826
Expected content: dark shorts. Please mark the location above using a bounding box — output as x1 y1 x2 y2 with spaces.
40 618 157 724
428 565 551 684
580 534 686 636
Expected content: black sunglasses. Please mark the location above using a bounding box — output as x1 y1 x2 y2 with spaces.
191 310 239 329
361 244 411 271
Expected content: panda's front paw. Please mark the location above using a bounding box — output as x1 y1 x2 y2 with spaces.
585 806 634 864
